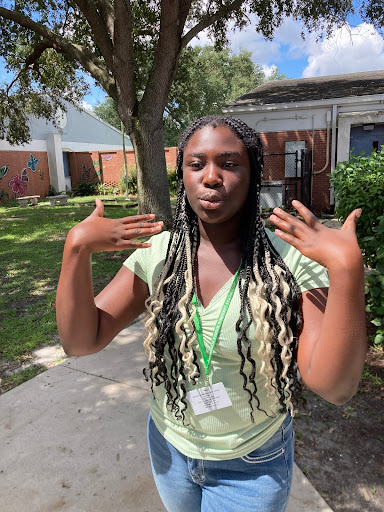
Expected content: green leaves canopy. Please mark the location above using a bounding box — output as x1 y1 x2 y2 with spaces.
163 46 286 146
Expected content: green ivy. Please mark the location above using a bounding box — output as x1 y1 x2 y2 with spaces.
330 149 384 346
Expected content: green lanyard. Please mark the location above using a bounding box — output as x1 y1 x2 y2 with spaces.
191 264 241 384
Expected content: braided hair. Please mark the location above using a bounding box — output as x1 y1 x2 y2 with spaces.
143 115 303 423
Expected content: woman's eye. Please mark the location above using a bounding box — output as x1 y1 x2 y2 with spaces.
190 162 203 169
222 161 237 168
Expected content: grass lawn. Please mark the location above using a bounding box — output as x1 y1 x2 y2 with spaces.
0 197 140 366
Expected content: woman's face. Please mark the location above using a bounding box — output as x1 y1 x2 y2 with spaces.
182 125 251 226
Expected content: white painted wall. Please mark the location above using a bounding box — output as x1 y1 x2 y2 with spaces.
46 133 66 193
224 93 384 169
226 106 330 134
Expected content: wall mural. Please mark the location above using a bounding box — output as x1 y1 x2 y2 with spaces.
27 153 40 171
6 153 38 197
9 168 29 196
102 154 113 161
81 164 92 180
0 165 9 179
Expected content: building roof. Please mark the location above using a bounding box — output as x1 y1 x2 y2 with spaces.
226 70 384 108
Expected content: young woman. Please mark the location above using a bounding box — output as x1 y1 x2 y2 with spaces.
57 115 367 512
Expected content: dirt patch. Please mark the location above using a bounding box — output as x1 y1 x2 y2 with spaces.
295 346 384 512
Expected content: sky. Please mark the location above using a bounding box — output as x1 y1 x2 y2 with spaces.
1 14 384 111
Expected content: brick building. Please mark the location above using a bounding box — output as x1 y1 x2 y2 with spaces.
224 70 384 212
0 101 177 201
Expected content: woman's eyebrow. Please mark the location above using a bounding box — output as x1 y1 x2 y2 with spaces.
185 152 205 158
218 151 242 157
185 151 242 158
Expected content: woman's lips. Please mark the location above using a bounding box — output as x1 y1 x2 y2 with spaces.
199 198 223 209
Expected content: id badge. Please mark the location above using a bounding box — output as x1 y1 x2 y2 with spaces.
186 382 232 415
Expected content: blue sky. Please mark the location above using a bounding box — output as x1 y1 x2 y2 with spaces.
1 15 384 111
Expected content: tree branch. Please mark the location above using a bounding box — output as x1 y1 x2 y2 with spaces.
181 0 246 48
72 0 114 68
0 5 115 96
6 39 52 95
140 0 192 120
25 39 52 67
95 0 114 39
111 0 137 119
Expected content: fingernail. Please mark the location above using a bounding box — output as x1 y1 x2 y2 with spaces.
356 209 362 218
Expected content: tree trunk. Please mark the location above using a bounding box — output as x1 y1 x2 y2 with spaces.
130 116 174 229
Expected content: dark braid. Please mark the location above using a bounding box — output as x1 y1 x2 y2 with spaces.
144 115 303 422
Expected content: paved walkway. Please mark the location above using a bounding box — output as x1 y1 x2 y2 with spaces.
0 322 333 512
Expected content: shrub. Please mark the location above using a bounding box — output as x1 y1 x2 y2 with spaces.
0 189 9 205
119 164 137 195
330 149 384 346
364 216 384 347
168 167 178 196
329 148 384 269
72 181 98 196
96 183 119 196
48 184 57 196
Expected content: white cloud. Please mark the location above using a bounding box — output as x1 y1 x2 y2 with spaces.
81 100 94 112
302 23 384 77
187 15 384 80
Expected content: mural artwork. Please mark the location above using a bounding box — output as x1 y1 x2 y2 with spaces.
81 164 92 181
27 154 40 172
9 168 29 197
0 165 9 179
102 154 113 161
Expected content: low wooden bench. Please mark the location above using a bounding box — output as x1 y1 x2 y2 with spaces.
16 195 40 207
47 195 69 206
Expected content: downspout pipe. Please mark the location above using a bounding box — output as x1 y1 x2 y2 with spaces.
329 105 338 206
313 111 332 175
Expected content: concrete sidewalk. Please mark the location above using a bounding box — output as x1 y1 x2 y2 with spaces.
0 322 333 512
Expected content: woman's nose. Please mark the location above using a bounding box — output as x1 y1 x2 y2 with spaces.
202 163 222 188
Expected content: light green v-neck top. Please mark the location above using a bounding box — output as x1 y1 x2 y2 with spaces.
124 230 329 460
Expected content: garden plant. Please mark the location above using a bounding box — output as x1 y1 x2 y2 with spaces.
330 147 384 347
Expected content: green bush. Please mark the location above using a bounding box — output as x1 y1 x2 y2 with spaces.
72 181 98 196
168 167 178 196
364 216 384 346
329 149 384 269
366 270 384 347
0 189 9 205
119 164 138 195
330 149 384 346
48 184 57 196
96 183 119 196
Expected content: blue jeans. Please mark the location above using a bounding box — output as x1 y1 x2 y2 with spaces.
147 413 294 512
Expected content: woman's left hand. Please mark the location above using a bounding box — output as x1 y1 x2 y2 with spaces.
269 200 363 271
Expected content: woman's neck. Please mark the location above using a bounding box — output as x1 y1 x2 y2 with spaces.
198 216 242 250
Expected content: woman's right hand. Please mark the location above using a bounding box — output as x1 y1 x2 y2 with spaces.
66 198 164 253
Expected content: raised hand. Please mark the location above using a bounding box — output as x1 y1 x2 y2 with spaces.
67 198 164 253
269 200 363 271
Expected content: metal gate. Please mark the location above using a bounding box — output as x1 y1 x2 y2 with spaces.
261 149 312 209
